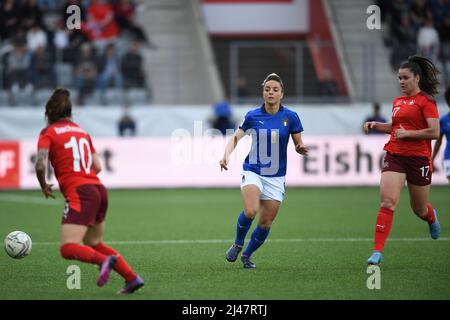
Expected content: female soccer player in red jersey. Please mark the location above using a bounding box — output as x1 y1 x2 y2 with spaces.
363 56 441 265
35 88 143 293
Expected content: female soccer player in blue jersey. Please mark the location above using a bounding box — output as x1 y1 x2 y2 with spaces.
219 73 308 268
433 86 450 184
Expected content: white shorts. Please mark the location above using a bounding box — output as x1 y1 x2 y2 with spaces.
240 170 286 202
444 159 450 177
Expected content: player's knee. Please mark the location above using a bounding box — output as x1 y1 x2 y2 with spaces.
410 204 427 217
244 208 258 218
380 198 398 210
83 238 99 247
259 221 272 229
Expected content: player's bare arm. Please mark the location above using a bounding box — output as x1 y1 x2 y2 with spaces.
35 148 55 199
291 132 308 156
363 121 392 134
432 133 443 162
220 128 246 171
92 153 102 174
394 118 440 140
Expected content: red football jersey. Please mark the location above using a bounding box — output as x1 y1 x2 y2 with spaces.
37 119 100 195
384 92 439 158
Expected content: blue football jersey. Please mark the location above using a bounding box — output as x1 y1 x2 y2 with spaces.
239 105 303 177
440 113 450 159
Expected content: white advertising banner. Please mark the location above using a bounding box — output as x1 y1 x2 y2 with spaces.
17 136 448 190
201 0 309 35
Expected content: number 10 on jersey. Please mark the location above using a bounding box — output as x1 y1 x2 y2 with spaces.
64 136 93 174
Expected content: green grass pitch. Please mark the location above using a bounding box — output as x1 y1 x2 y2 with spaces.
0 187 449 300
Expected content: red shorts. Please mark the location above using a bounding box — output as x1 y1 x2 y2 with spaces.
382 152 432 186
62 184 108 226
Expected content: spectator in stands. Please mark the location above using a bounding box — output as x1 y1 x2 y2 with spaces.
37 0 58 11
320 69 339 97
121 41 145 88
62 27 89 64
363 102 387 135
84 0 120 49
430 0 450 43
0 0 21 41
20 0 44 31
410 0 432 28
417 18 440 64
53 20 70 53
96 43 123 91
209 99 235 136
391 15 417 70
27 23 48 53
237 75 250 103
31 45 55 89
74 43 98 105
114 0 151 46
5 43 33 105
118 104 136 136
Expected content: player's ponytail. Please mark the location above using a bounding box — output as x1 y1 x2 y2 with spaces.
45 88 72 124
400 55 440 97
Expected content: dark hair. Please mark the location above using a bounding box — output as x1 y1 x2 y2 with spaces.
45 88 72 124
445 86 450 107
261 73 284 91
400 55 440 96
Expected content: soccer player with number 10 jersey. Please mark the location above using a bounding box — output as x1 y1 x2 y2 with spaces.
35 88 143 293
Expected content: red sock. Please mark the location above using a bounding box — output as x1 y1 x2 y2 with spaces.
92 242 137 282
373 207 394 252
60 243 107 265
422 204 436 224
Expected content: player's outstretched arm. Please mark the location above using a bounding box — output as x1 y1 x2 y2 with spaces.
35 148 55 199
291 133 308 156
220 128 245 171
363 121 392 134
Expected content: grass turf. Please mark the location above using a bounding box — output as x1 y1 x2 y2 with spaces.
0 187 449 300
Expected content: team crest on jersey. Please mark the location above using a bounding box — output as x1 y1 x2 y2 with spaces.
282 118 289 127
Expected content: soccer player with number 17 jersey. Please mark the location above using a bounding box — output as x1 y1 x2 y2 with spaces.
363 56 442 265
35 88 143 293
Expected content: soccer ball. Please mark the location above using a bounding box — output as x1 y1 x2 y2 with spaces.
4 231 32 259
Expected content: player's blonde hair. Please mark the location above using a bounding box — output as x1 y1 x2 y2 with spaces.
261 73 284 92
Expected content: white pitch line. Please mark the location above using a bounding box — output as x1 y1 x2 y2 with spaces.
32 237 450 246
0 194 62 206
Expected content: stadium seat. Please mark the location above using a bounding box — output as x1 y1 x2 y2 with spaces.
126 88 149 105
83 90 102 106
34 89 54 106
0 90 9 106
104 89 125 106
55 63 73 87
